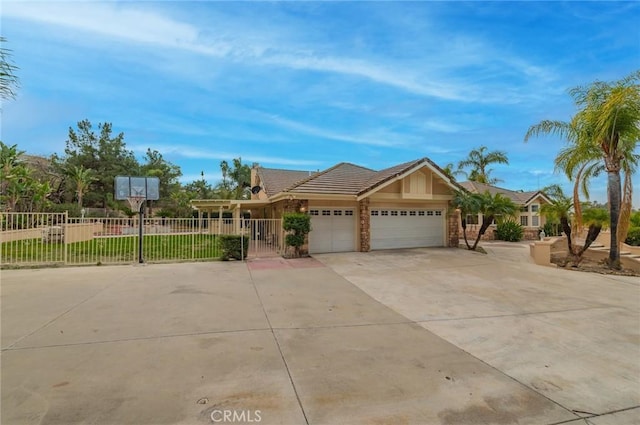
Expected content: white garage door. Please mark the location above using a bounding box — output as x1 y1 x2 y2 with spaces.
309 208 355 253
371 209 444 250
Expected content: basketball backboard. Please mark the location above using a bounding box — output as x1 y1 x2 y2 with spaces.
115 176 160 200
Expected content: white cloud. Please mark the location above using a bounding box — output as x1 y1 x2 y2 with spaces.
130 144 321 167
4 1 551 104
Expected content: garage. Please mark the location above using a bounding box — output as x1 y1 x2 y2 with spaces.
309 208 356 253
370 208 444 250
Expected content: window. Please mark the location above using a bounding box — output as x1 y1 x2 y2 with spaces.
345 210 353 216
427 211 434 216
418 211 425 216
531 204 539 213
333 210 342 216
391 210 398 216
322 210 331 216
435 211 442 216
381 210 389 216
409 211 417 216
400 211 407 216
371 210 379 216
532 216 539 227
520 215 528 226
310 210 319 216
520 206 528 213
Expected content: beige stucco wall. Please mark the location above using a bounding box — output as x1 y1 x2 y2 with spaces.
65 223 103 243
1 227 44 243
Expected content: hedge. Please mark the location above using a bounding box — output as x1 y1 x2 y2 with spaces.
218 235 249 260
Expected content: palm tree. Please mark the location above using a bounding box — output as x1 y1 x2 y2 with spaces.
68 165 96 208
525 71 640 268
0 37 19 101
453 191 516 250
458 146 509 185
453 190 483 249
442 163 464 182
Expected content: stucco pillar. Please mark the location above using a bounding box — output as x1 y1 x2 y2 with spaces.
359 198 370 252
448 205 460 248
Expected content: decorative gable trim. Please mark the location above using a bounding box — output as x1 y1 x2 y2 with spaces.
357 159 460 201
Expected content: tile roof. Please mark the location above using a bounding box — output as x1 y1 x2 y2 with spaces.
255 158 463 198
287 163 377 195
257 168 313 197
459 181 542 205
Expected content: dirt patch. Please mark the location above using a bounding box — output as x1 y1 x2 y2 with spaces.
551 256 640 277
458 244 487 254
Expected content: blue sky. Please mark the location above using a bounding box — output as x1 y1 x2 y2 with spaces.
2 1 639 205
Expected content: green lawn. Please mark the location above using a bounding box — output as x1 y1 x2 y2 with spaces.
1 234 220 267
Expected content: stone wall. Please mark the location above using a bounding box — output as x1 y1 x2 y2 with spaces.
447 207 460 247
359 199 370 252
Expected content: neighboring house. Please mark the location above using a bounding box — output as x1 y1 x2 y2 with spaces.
458 181 552 240
191 158 463 254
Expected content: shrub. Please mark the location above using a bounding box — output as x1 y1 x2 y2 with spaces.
582 207 609 228
283 212 311 257
154 209 174 218
495 220 524 242
542 221 561 237
625 227 640 246
631 211 640 228
218 235 249 260
46 203 82 217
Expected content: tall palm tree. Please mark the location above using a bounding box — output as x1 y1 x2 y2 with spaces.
525 71 640 268
458 145 509 185
0 37 19 101
442 163 464 182
68 165 96 208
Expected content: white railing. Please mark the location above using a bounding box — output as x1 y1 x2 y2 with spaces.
0 213 283 268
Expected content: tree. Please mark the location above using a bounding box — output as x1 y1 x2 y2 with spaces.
525 71 640 268
457 146 509 185
283 212 312 258
140 149 182 214
453 190 516 250
141 149 182 200
441 163 464 181
0 37 19 101
0 142 24 200
55 119 140 207
67 165 96 208
452 190 482 249
214 158 252 199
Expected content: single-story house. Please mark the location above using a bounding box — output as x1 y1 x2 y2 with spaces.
192 158 464 254
458 181 552 240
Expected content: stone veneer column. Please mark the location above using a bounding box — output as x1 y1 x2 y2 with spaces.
448 205 460 248
359 198 370 252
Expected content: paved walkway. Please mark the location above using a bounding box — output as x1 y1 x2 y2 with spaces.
1 247 638 424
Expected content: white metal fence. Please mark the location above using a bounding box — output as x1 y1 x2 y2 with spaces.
0 213 283 268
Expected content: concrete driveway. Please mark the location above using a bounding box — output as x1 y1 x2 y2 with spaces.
1 245 638 425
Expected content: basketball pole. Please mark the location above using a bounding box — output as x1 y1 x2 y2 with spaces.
138 201 144 264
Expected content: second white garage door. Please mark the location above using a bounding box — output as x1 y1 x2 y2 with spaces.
309 208 355 253
371 208 444 250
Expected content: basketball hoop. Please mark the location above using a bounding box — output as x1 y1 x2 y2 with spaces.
127 196 146 213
